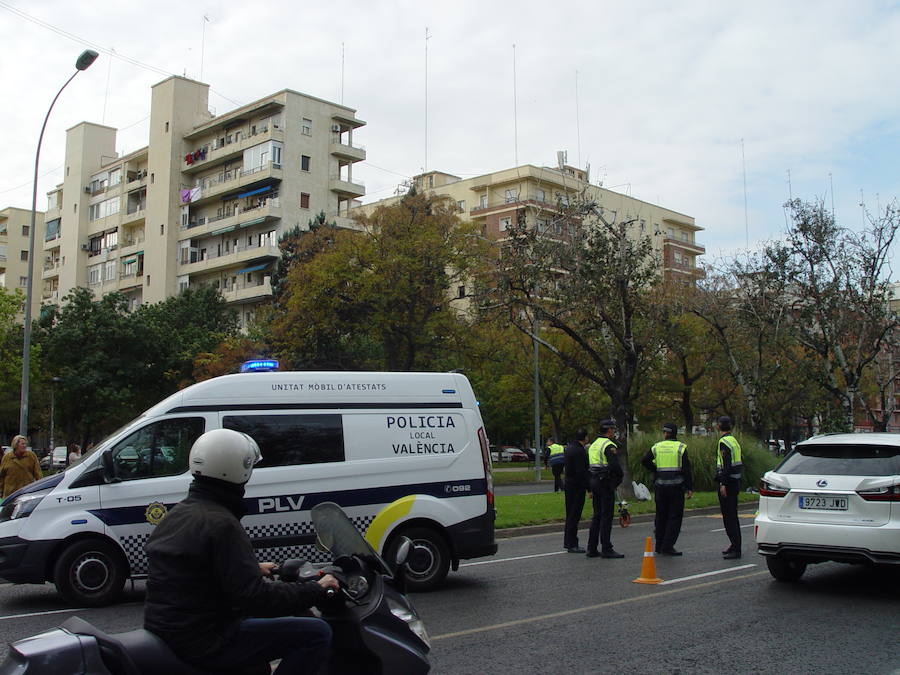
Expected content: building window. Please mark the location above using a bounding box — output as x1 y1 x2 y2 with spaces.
301 155 311 171
480 195 488 209
160 223 165 235
301 118 312 135
105 260 117 281
504 189 517 203
536 189 545 202
457 200 466 213
499 217 511 231
19 276 28 287
667 227 674 238
457 285 465 299
165 121 169 133
88 264 101 285
300 193 310 209
537 218 549 233
20 250 28 261
89 196 120 221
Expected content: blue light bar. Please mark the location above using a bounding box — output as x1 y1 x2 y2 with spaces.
442 389 457 394
240 359 280 373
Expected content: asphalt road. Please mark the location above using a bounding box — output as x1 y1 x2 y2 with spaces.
0 509 898 674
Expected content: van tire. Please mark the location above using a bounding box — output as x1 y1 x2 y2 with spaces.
54 539 127 606
389 526 450 592
766 555 807 582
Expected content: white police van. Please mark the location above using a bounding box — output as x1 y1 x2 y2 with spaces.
0 369 496 605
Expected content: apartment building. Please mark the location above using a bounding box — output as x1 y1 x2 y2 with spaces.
365 159 705 282
41 76 365 327
0 206 43 321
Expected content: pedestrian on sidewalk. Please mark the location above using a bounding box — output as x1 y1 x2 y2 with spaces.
562 430 590 553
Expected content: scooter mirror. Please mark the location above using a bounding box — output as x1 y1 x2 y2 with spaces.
395 536 413 567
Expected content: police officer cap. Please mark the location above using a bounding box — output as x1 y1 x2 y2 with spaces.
717 415 733 430
599 418 616 431
662 422 678 435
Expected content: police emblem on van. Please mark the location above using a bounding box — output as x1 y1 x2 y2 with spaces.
145 502 168 526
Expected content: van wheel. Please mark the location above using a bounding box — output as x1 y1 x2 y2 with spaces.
389 526 450 592
54 539 127 606
766 556 807 582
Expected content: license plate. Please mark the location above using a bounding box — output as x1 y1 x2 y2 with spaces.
799 495 848 511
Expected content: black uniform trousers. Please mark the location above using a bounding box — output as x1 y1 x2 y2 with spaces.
654 485 685 552
718 480 741 552
586 475 616 554
563 486 586 549
551 463 565 492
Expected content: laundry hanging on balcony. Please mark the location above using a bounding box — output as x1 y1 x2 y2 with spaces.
180 186 201 204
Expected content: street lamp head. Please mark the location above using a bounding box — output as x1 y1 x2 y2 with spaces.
75 50 99 71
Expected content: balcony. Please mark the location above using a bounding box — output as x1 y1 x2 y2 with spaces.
663 237 706 255
329 175 365 198
222 277 273 304
182 126 284 174
329 140 366 163
179 242 279 275
41 289 59 303
184 198 281 237
118 235 145 258
664 262 706 280
42 260 60 279
190 162 283 205
122 207 146 225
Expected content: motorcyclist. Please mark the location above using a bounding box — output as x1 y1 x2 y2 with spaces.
144 429 339 674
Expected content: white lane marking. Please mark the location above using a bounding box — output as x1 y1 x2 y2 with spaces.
658 563 756 585
460 551 568 567
0 607 88 621
432 569 767 641
710 523 755 532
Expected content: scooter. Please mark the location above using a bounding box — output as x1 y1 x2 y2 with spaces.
0 502 430 674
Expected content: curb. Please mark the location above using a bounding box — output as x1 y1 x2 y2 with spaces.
495 503 759 539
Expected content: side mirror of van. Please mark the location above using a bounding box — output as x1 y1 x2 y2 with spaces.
394 537 413 568
100 452 120 483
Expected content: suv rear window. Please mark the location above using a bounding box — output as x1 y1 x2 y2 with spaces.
777 444 900 476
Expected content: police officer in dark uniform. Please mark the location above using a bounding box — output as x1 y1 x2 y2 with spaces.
585 419 625 559
641 422 693 556
716 415 743 559
562 429 590 553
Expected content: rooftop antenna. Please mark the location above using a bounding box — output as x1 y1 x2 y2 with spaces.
787 169 793 200
102 47 114 124
859 188 866 228
741 138 749 248
513 43 518 167
341 42 345 105
829 172 835 219
200 14 210 81
575 70 582 169
424 27 431 173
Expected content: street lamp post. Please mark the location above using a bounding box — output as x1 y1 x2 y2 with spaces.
18 50 98 436
49 376 62 449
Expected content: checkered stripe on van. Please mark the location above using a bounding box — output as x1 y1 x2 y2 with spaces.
117 515 377 576
120 533 151 574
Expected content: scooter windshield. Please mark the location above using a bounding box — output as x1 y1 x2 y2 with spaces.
311 502 392 576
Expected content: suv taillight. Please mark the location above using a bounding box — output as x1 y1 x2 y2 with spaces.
857 484 900 502
759 480 788 497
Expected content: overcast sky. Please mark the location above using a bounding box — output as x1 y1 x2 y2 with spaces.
2 0 899 273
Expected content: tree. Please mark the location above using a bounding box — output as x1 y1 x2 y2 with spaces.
765 199 900 431
490 191 663 492
0 288 25 438
268 191 490 371
269 211 335 305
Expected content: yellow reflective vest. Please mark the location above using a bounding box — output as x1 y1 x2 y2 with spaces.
650 439 686 486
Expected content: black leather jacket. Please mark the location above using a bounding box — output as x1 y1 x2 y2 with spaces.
143 478 327 665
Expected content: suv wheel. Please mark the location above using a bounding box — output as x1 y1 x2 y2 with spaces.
766 555 807 582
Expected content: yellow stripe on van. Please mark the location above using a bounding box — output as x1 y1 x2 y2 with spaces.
365 495 416 551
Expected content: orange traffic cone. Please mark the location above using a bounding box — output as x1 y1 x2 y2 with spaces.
633 536 662 584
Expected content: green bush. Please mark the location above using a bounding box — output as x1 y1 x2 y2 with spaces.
626 431 779 492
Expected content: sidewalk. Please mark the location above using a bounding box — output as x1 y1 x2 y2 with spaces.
495 503 759 539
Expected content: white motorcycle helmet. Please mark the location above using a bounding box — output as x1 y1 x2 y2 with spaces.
189 429 262 485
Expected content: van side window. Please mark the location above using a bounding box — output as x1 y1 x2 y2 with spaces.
223 415 344 467
109 418 205 480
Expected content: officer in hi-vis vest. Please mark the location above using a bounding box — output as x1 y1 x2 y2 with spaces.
547 437 566 492
641 422 693 556
716 415 743 559
585 419 625 558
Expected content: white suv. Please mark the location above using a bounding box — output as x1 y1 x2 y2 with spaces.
755 433 900 581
